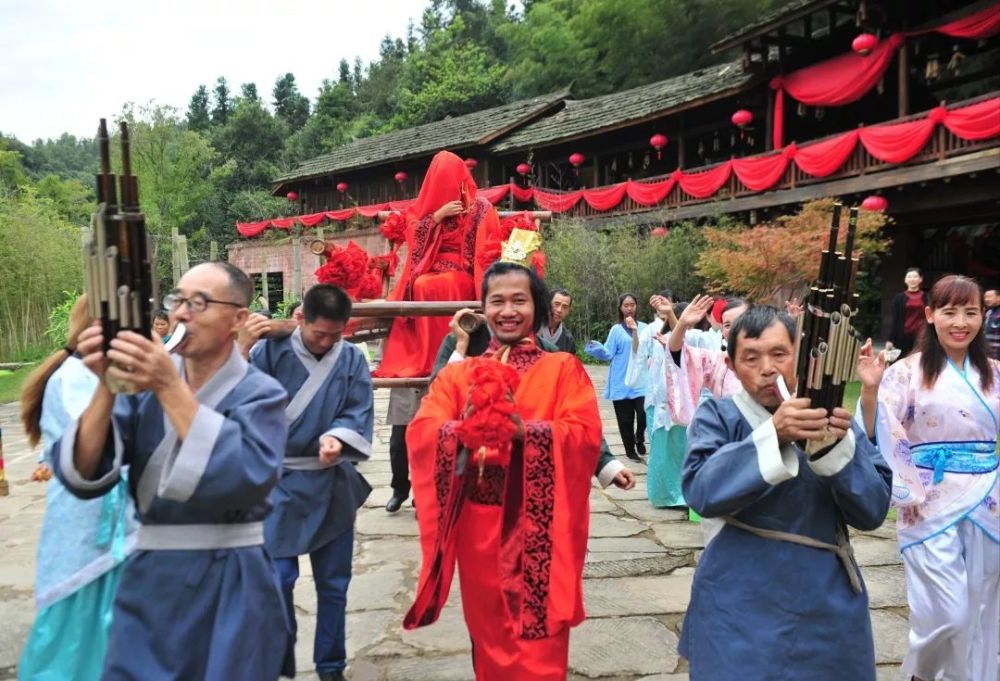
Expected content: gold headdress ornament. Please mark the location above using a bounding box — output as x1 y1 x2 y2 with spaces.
499 228 542 268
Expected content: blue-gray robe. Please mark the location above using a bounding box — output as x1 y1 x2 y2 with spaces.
679 390 892 681
52 345 292 681
251 329 373 557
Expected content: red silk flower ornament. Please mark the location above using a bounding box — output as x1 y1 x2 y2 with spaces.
861 195 888 212
650 134 668 160
852 33 878 56
394 171 408 184
286 191 298 202
379 211 407 245
314 241 370 292
651 227 668 237
357 270 384 300
456 358 522 478
464 157 478 169
336 181 349 193
569 152 585 175
516 162 532 177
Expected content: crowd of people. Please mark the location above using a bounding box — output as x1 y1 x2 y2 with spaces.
11 151 999 681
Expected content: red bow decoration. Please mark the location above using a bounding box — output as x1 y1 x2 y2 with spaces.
315 240 389 301
456 358 522 473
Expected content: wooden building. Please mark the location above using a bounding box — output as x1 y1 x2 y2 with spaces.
248 0 1000 328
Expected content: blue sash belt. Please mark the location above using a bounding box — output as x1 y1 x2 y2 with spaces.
911 441 998 484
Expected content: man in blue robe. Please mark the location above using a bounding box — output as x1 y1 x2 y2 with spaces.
53 262 292 680
679 305 892 681
251 284 374 681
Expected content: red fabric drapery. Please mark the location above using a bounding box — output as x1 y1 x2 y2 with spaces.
769 4 1000 148
858 110 940 164
733 150 793 192
678 163 732 199
943 97 1000 140
791 131 860 177
929 4 1000 38
583 183 628 211
626 177 677 206
236 98 1000 237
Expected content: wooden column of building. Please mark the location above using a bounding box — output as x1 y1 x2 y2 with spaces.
677 113 686 168
898 42 910 117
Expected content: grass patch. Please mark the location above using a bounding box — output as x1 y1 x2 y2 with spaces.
0 365 34 404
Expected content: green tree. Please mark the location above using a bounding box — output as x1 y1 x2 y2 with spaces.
272 73 310 131
211 98 285 190
212 76 232 125
499 0 591 97
34 174 92 224
241 82 260 102
187 85 211 131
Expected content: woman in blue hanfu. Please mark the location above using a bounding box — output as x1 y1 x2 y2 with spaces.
860 274 999 681
585 293 647 461
18 296 137 681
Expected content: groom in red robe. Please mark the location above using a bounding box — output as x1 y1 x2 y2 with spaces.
403 261 602 679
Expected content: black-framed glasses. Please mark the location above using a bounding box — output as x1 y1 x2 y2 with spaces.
163 292 243 314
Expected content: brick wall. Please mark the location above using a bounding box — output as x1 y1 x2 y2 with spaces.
226 228 395 305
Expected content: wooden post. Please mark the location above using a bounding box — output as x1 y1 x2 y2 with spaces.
177 236 189 274
766 90 775 150
171 227 181 282
292 235 302 300
677 113 686 169
209 240 218 261
508 176 515 210
898 43 910 117
260 253 269 310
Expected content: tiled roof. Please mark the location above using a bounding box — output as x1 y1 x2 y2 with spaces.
274 90 568 185
489 61 755 154
710 0 840 52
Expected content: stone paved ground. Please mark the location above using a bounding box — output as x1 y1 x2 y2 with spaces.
0 366 909 680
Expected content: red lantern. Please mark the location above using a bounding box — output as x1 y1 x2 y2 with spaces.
394 171 408 184
286 191 298 202
516 162 532 177
569 152 585 168
464 157 478 169
852 33 878 56
336 182 348 193
649 134 668 160
731 109 753 129
650 227 668 237
861 195 888 212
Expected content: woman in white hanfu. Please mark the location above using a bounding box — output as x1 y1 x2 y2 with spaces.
859 274 999 681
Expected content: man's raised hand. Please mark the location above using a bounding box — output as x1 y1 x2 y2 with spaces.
772 397 830 443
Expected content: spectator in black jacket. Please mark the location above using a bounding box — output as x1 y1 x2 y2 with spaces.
537 288 577 353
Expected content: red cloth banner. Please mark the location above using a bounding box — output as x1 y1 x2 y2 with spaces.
943 97 1000 140
583 183 628 211
532 188 583 213
298 212 328 227
930 4 1000 39
792 130 860 177
678 162 732 199
477 185 511 204
510 184 535 203
733 151 792 192
326 209 357 221
626 177 677 206
858 114 938 164
355 203 389 218
237 220 271 238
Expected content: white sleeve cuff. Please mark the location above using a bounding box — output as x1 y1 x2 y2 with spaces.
448 350 465 364
754 418 799 485
319 427 372 462
158 406 224 503
807 429 856 477
58 417 123 492
596 458 626 488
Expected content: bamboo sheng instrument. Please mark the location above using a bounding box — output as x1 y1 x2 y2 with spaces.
82 119 157 393
792 202 864 455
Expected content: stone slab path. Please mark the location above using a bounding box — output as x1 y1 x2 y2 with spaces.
0 366 910 680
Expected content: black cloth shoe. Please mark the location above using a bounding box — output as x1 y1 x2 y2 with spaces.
636 442 647 457
626 452 642 462
318 672 345 681
385 495 406 513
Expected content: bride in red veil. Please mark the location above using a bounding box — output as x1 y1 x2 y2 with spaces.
374 151 499 378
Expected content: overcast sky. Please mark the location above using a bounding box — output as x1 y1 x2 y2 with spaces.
1 0 425 142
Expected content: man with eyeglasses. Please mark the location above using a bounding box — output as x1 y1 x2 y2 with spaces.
250 284 374 681
52 262 293 680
